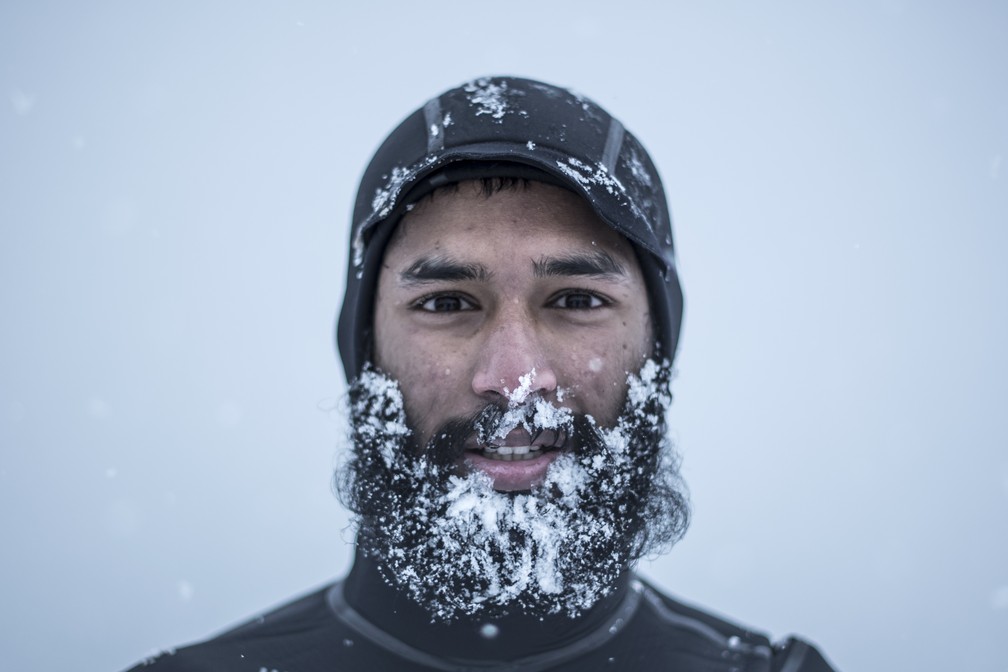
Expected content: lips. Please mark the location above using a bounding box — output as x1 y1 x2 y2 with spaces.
463 429 566 491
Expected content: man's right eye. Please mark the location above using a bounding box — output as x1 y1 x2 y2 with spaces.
415 294 476 312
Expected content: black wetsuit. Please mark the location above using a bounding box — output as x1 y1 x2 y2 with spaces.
124 551 836 671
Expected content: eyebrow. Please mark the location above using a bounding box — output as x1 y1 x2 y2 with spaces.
532 251 627 279
399 255 491 285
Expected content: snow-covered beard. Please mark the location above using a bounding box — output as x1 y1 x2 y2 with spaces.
337 358 690 622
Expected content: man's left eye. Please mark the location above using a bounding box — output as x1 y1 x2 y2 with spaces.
550 292 606 310
416 294 476 312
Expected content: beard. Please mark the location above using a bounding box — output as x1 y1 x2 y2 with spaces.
336 358 690 622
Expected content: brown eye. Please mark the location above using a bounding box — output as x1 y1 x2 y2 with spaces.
551 292 606 310
417 295 476 312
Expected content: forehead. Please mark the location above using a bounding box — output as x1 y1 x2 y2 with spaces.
383 180 639 261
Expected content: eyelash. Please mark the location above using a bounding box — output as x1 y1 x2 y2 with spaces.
412 293 478 312
412 289 610 312
548 289 610 310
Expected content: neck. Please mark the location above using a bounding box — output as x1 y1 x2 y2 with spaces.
341 547 634 662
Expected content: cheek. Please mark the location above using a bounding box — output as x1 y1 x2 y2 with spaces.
559 335 647 424
378 337 470 442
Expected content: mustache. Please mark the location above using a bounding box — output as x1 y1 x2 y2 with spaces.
418 400 595 467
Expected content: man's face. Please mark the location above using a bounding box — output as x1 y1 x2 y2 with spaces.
345 182 687 618
372 180 654 491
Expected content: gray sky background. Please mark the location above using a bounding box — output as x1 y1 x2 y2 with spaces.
2 2 1006 670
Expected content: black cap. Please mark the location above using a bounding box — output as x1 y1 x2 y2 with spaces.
337 76 683 381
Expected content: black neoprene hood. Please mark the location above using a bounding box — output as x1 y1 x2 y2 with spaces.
337 76 684 382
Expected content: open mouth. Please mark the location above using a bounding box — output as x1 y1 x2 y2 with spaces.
474 443 552 462
465 429 567 462
462 428 568 492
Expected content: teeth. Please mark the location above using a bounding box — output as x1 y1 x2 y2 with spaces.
479 445 542 461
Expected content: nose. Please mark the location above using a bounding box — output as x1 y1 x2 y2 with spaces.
471 317 558 402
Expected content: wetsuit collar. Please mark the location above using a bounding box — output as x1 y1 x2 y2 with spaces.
338 548 637 665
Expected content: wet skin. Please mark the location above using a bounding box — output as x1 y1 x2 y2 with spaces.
372 180 653 491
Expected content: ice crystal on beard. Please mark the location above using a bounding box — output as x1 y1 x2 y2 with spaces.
350 368 410 469
341 359 689 622
485 370 575 444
